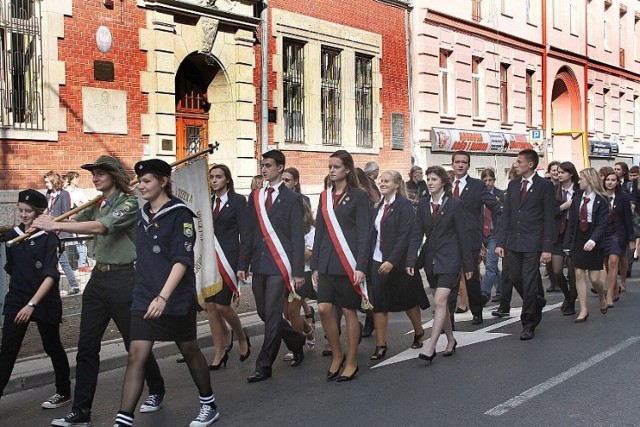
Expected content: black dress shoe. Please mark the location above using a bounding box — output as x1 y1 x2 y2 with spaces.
472 315 483 325
362 316 374 338
520 330 534 340
481 294 490 306
247 371 271 383
491 308 510 317
562 306 576 316
337 366 359 382
290 350 304 367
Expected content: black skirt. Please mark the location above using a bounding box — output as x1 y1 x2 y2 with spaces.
571 225 605 271
130 304 197 342
602 233 626 256
370 261 430 313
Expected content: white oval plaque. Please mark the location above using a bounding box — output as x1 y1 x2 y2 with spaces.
96 26 112 54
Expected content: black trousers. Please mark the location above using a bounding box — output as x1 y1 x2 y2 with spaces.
448 250 483 318
73 267 164 411
504 251 545 330
252 274 304 375
0 315 71 397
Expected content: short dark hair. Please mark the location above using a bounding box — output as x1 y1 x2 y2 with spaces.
425 165 452 195
630 165 639 174
546 161 561 173
263 149 286 167
518 149 539 169
210 164 235 192
451 150 471 164
480 168 496 180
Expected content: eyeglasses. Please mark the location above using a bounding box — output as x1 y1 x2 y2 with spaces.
283 178 293 183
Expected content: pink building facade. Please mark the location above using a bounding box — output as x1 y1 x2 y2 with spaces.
412 0 640 187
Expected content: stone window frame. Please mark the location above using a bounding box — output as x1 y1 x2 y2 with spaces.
272 9 383 154
0 0 69 141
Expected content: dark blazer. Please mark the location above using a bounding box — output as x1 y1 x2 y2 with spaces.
496 174 555 253
311 187 370 275
213 191 246 270
552 183 580 243
458 176 500 251
606 191 635 248
407 196 473 275
47 189 72 239
563 190 608 250
369 194 415 268
480 187 503 233
629 178 639 206
238 184 305 277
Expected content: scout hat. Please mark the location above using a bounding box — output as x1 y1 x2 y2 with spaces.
18 189 47 210
134 159 172 178
81 155 130 182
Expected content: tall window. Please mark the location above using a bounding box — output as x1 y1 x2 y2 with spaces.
603 88 610 134
552 0 561 29
321 47 341 146
283 39 304 144
471 57 484 119
525 70 534 127
500 0 509 15
526 0 533 23
0 0 45 129
569 0 579 35
603 2 611 51
635 16 640 61
588 84 595 133
439 49 454 116
634 95 640 138
500 63 510 125
472 0 482 22
355 55 372 148
619 91 625 137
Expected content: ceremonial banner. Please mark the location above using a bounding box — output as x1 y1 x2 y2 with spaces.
172 157 222 302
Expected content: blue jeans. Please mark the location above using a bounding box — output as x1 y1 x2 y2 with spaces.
77 242 88 267
59 250 78 288
480 236 501 298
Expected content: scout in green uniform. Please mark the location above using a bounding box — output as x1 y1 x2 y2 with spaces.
32 156 166 427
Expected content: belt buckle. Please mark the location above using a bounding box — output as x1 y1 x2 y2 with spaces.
96 263 109 272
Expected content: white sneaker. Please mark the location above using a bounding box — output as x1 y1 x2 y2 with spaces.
189 403 219 427
42 393 72 409
282 351 294 361
139 393 164 413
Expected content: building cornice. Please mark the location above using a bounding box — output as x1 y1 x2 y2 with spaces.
377 0 412 10
138 0 260 29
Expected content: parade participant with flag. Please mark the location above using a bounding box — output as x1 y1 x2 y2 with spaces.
112 159 219 427
205 164 250 370
238 150 306 383
311 150 371 383
32 155 165 427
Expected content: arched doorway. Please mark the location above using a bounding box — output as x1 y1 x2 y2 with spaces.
175 54 219 159
550 67 583 166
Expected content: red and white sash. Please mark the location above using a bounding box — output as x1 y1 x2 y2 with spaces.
214 237 240 304
320 188 373 310
253 188 301 301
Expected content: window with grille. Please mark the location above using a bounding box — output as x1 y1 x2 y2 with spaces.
321 47 341 146
500 63 509 125
0 0 45 130
526 70 534 127
283 39 304 144
355 55 372 148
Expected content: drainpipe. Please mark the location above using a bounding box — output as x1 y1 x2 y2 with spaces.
405 2 416 164
583 0 590 167
541 0 548 154
260 0 269 154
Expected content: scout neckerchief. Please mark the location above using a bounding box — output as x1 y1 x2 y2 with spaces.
13 226 46 242
253 187 301 302
320 187 373 310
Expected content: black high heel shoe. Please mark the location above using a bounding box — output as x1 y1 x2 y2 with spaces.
337 366 359 383
209 352 229 370
411 331 425 349
239 332 251 362
443 340 458 357
326 355 346 381
223 330 234 353
370 345 387 360
418 351 436 364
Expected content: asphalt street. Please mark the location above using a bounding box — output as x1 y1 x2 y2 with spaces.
2 279 640 427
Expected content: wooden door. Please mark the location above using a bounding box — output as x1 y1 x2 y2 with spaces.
176 115 208 160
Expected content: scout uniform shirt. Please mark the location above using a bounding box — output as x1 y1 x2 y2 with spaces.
3 225 62 324
132 196 197 316
74 189 138 265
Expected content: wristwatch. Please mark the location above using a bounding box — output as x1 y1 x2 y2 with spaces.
27 301 36 308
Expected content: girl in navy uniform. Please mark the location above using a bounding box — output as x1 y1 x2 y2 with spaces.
0 190 71 409
602 170 635 306
205 164 250 370
563 168 609 323
312 150 370 382
407 166 473 363
369 171 428 360
113 160 219 427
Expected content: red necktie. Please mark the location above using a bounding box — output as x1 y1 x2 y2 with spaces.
265 187 274 211
453 180 460 199
579 197 590 232
482 206 492 238
559 190 568 234
520 180 528 202
380 203 391 247
431 202 440 219
213 197 221 219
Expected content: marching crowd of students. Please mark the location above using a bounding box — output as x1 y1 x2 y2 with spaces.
0 148 637 427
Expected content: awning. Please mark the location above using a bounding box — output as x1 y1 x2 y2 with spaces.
430 127 543 154
588 140 619 158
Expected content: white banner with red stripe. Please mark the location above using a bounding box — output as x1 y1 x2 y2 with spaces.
214 237 240 304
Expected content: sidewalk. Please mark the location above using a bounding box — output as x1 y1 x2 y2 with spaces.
5 310 269 396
